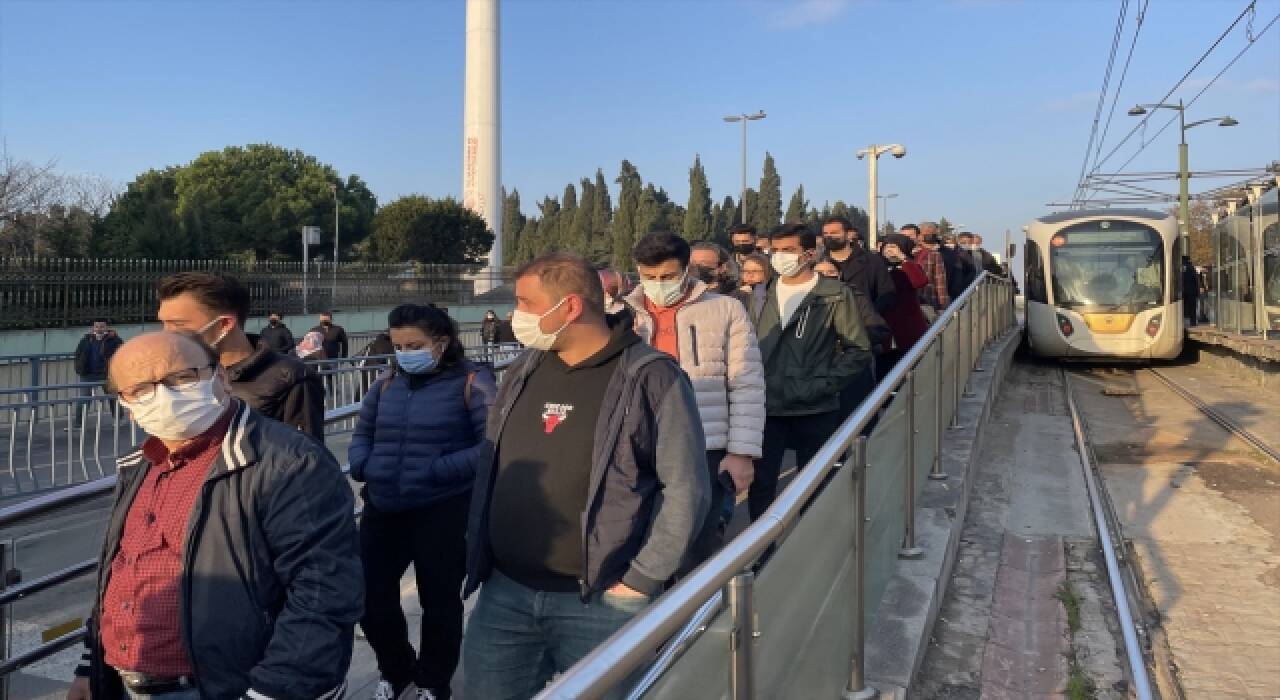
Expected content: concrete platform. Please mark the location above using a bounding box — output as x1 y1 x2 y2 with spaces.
862 326 1022 698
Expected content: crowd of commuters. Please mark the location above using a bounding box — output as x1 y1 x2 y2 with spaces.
68 219 1009 700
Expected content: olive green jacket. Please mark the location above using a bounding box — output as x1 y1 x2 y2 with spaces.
752 274 873 416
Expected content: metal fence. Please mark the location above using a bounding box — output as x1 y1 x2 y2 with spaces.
0 324 489 394
0 258 514 329
0 344 524 499
536 273 1018 700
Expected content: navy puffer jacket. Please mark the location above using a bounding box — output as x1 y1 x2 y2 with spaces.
349 360 497 512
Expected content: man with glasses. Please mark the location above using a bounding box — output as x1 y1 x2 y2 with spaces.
69 331 361 700
156 272 325 440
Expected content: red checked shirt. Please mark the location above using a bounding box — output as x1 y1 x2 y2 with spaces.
913 247 951 310
100 406 234 676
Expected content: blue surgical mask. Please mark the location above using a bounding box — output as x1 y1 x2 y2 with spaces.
395 348 437 374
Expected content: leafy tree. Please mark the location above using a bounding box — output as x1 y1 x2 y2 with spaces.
612 161 643 269
501 188 525 265
683 155 712 241
752 152 782 233
537 196 562 252
1172 201 1214 266
938 217 955 235
515 217 541 264
568 178 594 255
96 168 194 258
174 144 376 261
634 184 665 242
830 200 850 221
368 195 492 264
785 184 807 223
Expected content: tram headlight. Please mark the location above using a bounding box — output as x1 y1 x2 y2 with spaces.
1145 313 1163 338
1056 313 1074 337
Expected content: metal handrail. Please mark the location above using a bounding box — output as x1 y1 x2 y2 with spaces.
536 273 1016 699
0 354 521 679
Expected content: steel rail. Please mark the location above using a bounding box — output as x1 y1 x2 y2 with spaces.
1062 369 1156 700
1147 367 1280 463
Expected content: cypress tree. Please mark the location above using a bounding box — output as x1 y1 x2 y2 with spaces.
634 184 663 240
500 188 525 265
831 200 850 220
515 217 540 264
753 152 782 233
785 184 807 223
683 154 712 241
612 160 643 269
569 178 593 254
742 188 759 231
538 196 561 253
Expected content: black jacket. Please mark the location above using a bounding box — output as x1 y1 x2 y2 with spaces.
311 324 348 359
74 332 123 378
939 245 977 301
829 245 896 315
466 316 709 599
227 341 326 441
258 323 296 355
481 318 500 344
77 401 362 700
495 320 517 344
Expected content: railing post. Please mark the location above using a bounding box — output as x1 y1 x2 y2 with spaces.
963 300 978 396
727 571 756 700
844 436 878 700
973 283 987 372
900 371 923 559
930 330 948 480
950 315 964 428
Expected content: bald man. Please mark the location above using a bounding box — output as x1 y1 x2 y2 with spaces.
70 332 362 700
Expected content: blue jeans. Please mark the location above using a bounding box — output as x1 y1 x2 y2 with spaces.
461 570 653 700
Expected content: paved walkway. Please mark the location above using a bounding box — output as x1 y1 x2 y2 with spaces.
916 360 1124 698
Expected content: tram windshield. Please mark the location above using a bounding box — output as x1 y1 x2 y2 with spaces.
1049 222 1164 310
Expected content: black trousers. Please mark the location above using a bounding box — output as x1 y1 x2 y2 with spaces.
749 412 842 521
676 449 729 578
359 491 470 697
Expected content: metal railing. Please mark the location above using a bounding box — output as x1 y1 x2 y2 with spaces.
0 344 524 498
0 351 523 687
536 273 1018 700
0 258 514 330
0 322 490 393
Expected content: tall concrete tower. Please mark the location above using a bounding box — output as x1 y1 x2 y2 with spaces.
463 0 501 278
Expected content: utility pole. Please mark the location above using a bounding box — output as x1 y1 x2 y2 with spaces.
330 184 339 303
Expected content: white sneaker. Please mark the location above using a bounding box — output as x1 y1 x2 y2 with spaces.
372 681 396 700
412 689 438 700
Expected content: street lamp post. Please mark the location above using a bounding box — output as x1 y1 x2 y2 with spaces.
330 184 340 303
856 144 906 249
1128 100 1237 257
723 111 767 224
877 193 898 236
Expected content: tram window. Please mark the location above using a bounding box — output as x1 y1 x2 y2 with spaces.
1025 239 1047 303
1049 223 1164 310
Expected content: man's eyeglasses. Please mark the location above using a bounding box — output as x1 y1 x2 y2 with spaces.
116 366 215 403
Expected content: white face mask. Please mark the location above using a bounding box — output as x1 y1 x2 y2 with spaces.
641 273 687 307
511 297 570 351
771 251 805 278
198 316 231 348
124 378 225 442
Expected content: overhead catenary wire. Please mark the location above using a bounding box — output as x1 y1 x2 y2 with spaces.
1072 0 1131 206
1085 0 1258 180
1091 0 1151 178
1106 6 1278 177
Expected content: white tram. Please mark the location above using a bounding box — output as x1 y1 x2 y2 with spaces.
1023 209 1183 360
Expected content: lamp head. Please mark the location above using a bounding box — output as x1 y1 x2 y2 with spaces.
1219 116 1238 127
889 144 906 159
1127 105 1147 116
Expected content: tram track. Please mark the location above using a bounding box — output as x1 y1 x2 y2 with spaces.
1145 367 1280 464
1062 368 1165 699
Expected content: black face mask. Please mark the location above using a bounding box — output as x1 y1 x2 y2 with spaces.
269 320 280 327
321 320 331 327
823 237 848 252
691 265 718 284
732 243 756 255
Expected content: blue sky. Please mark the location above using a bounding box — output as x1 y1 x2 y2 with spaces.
2 0 1277 247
